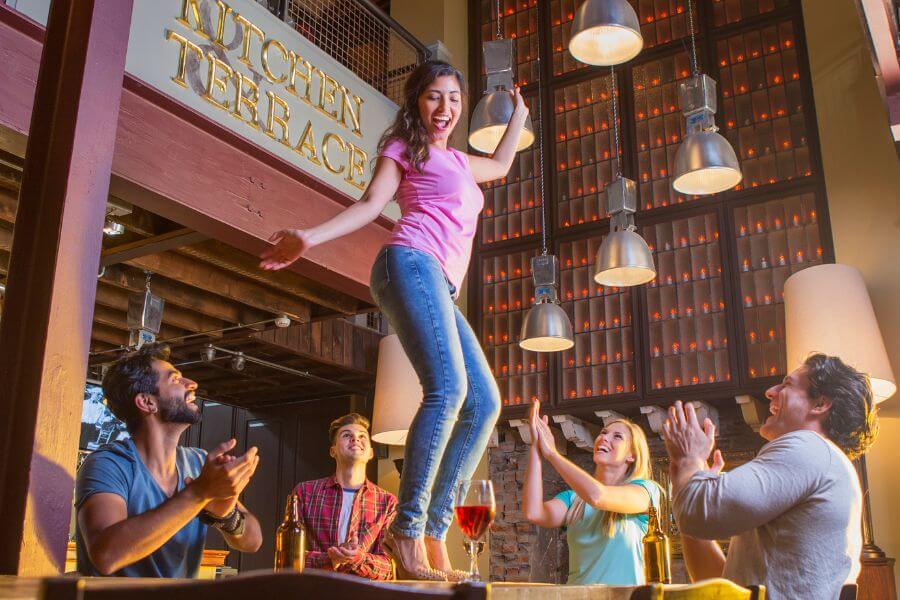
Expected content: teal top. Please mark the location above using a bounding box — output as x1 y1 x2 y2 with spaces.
554 479 661 585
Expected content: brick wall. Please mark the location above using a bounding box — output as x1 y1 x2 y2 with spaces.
487 404 763 583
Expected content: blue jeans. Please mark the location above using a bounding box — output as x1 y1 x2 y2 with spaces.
370 245 501 540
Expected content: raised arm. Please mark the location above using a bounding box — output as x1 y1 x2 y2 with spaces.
523 402 567 528
260 156 402 270
530 402 651 516
466 87 530 184
664 401 822 540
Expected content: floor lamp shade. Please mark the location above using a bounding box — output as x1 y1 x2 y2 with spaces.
371 335 422 445
784 264 896 402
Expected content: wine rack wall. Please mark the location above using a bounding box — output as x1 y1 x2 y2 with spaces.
469 0 831 412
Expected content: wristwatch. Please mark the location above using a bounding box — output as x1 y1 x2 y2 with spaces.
200 507 246 536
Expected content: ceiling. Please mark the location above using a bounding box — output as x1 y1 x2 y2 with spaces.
0 150 384 408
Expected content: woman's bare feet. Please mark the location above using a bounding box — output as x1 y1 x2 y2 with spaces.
425 536 468 582
383 531 446 581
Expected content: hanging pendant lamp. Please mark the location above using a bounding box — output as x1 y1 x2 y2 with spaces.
672 74 742 194
469 38 535 153
569 0 643 66
518 88 573 352
594 68 656 287
520 255 575 352
671 0 741 195
593 177 656 286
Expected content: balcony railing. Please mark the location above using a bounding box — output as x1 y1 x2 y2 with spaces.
256 0 428 105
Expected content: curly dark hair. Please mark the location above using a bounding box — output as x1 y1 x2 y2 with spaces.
804 353 878 459
101 344 171 434
376 60 466 173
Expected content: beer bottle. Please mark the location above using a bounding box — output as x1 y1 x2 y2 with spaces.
642 505 671 584
274 493 306 572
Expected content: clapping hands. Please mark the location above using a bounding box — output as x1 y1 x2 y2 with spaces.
661 401 724 475
529 400 558 459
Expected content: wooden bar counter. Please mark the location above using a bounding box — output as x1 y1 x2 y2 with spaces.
0 573 742 600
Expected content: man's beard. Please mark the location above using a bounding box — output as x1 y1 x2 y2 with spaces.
158 392 201 425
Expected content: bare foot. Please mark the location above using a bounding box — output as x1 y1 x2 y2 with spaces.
424 536 451 571
385 531 445 581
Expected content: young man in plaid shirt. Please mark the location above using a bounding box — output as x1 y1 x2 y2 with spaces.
294 413 397 579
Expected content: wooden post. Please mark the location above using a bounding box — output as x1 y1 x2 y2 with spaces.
0 0 134 575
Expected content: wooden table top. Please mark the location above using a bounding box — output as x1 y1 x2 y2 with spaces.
0 574 698 600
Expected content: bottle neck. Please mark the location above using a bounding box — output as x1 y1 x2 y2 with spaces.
284 494 299 522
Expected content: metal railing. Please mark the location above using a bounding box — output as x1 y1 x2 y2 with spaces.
256 0 428 105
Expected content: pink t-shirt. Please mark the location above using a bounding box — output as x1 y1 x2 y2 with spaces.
379 138 484 292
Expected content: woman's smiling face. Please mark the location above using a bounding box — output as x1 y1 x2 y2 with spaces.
593 421 636 467
418 75 462 143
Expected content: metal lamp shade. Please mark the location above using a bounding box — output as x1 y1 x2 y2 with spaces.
593 230 656 286
469 90 536 154
568 0 643 66
672 130 742 195
519 301 574 352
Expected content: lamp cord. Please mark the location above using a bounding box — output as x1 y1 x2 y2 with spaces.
687 0 699 76
610 66 621 179
496 0 501 40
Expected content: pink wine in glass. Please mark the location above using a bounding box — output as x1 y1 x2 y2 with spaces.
454 504 495 541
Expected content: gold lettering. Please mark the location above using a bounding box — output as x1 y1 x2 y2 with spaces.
345 143 368 190
212 0 234 48
293 120 321 165
316 70 340 121
166 30 203 88
203 53 233 110
234 14 265 69
261 39 288 84
338 86 364 137
264 91 291 145
231 71 260 130
286 52 314 105
322 133 347 174
176 0 210 39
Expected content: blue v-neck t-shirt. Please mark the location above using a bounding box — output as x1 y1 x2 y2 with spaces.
554 479 662 585
75 439 207 577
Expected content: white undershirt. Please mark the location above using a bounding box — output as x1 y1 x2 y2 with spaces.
337 489 357 543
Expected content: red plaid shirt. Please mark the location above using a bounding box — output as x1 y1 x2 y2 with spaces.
294 476 397 580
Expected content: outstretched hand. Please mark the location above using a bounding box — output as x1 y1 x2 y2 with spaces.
510 86 529 118
259 229 311 271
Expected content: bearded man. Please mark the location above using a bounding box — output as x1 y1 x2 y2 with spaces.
75 344 262 577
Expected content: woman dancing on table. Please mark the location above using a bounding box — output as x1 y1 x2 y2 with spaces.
524 401 662 585
260 60 529 581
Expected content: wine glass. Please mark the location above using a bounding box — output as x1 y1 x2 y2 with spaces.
454 479 496 581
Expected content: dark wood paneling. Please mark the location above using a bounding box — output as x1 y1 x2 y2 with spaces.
240 416 284 572
182 396 359 572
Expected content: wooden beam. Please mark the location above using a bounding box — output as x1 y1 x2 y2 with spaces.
123 252 311 322
91 304 185 341
179 240 361 316
100 265 269 326
2 191 292 328
100 228 209 267
0 0 133 575
93 284 224 337
91 323 129 347
0 190 17 224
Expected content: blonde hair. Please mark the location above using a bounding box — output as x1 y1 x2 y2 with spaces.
564 419 654 537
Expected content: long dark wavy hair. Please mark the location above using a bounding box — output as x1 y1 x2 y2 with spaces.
377 60 467 173
804 353 879 459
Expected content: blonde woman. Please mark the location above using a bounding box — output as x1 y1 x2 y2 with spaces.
523 401 661 585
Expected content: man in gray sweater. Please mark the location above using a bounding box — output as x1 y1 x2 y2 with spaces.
663 353 878 600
